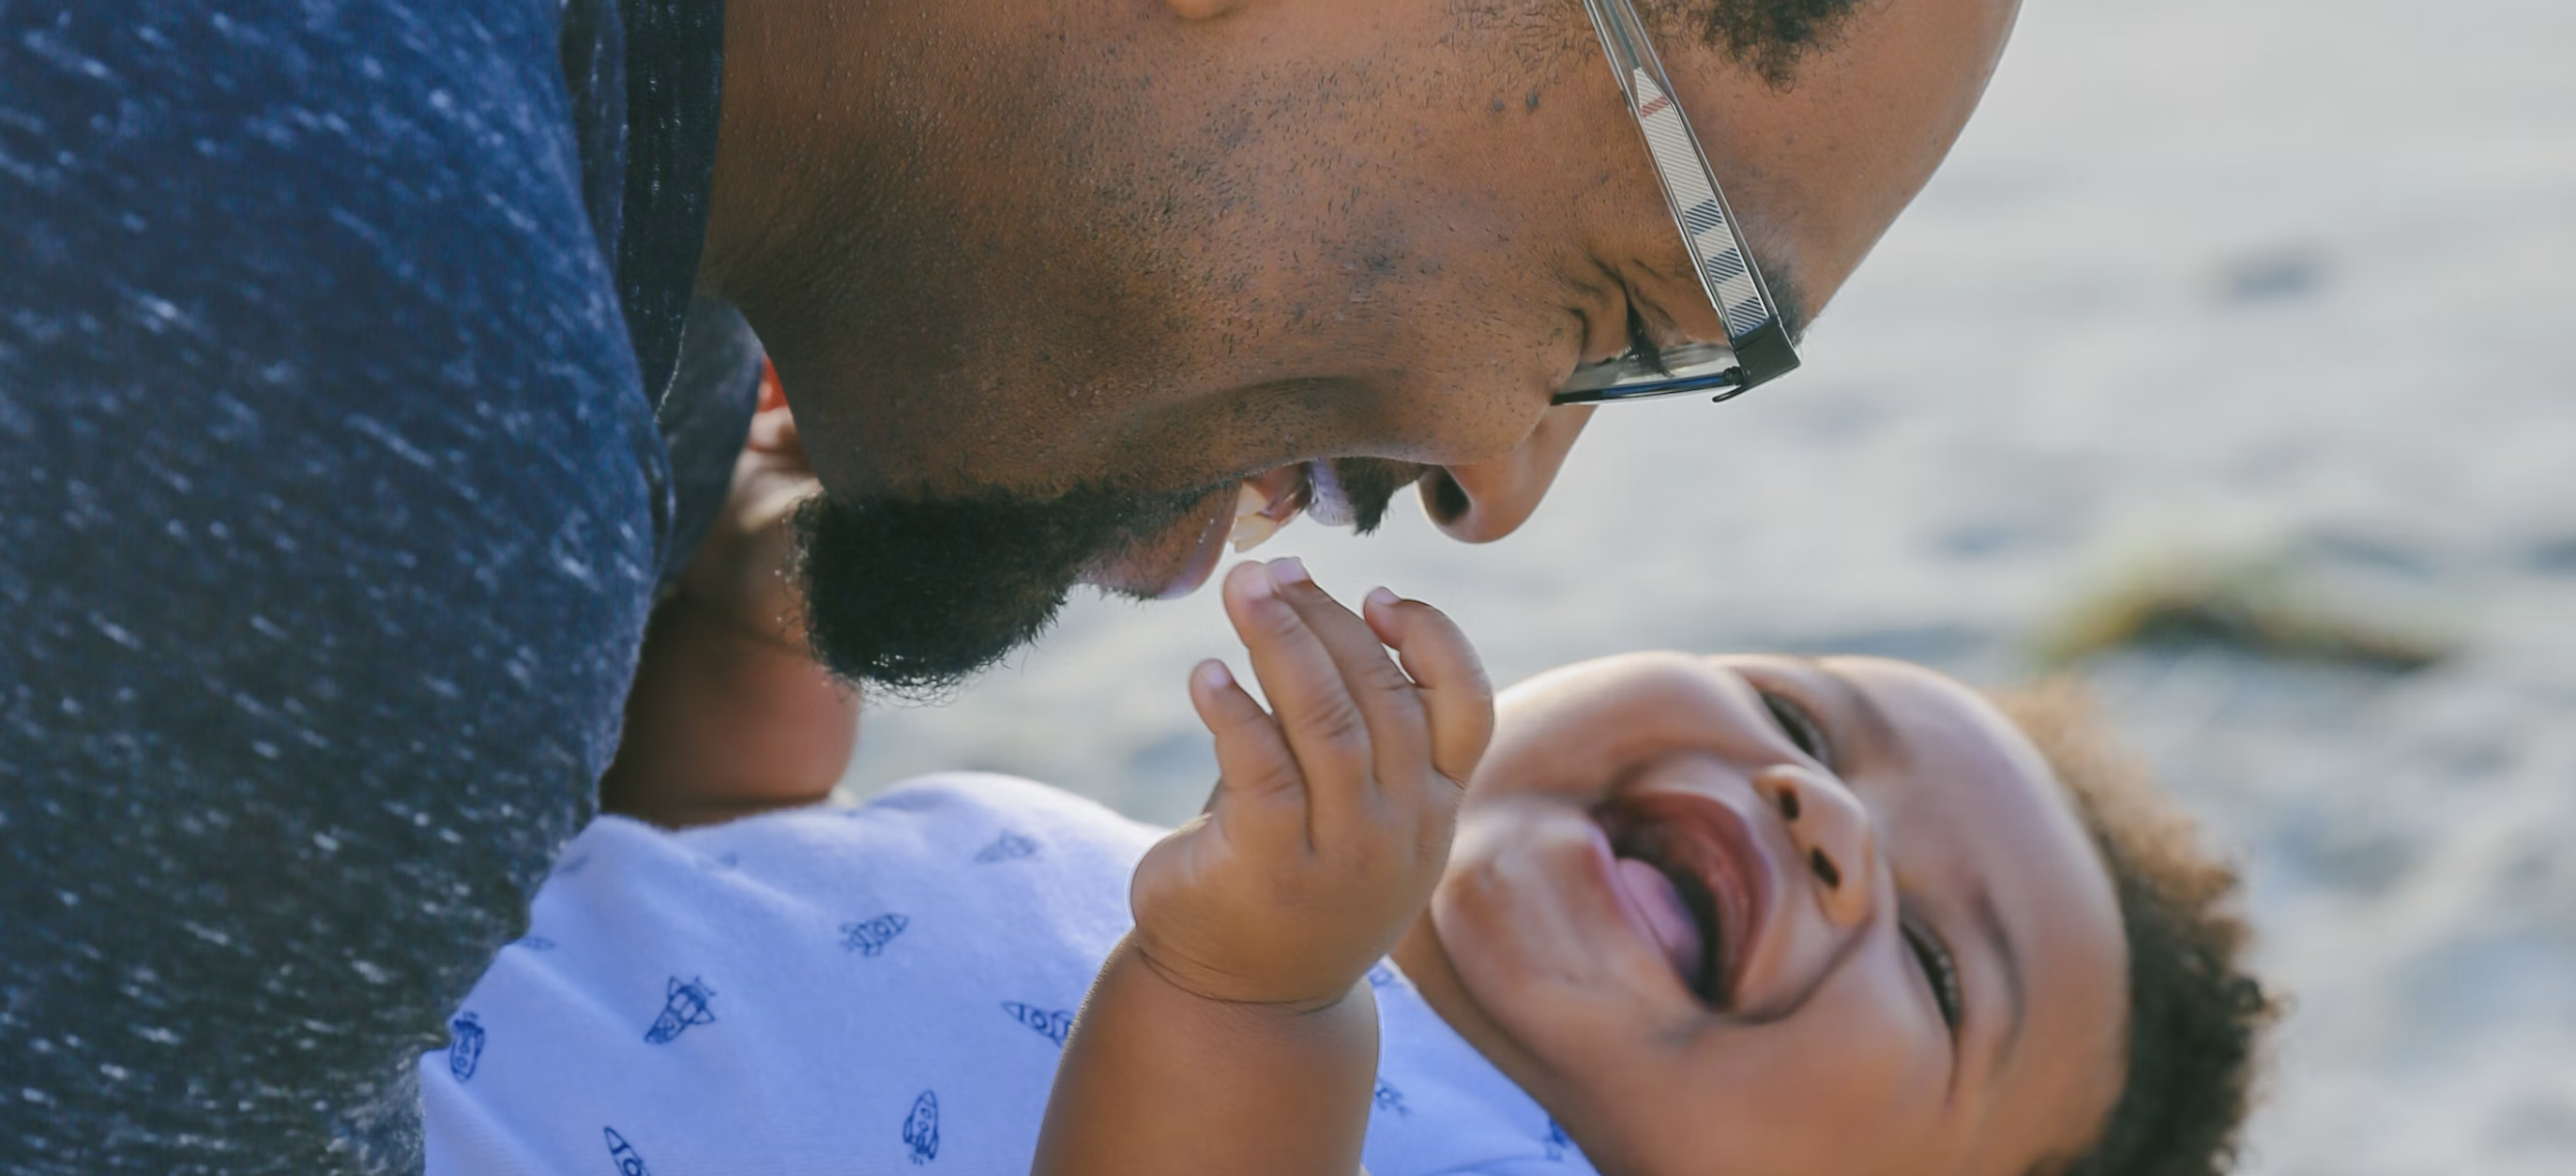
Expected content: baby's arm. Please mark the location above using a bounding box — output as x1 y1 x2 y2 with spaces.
599 366 857 828
1034 559 1493 1176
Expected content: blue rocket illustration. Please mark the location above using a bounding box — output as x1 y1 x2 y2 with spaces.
1543 1119 1574 1161
603 1125 651 1176
841 913 910 957
1003 1002 1074 1047
1372 1078 1410 1117
902 1090 941 1165
447 1012 485 1082
643 976 717 1045
973 831 1038 863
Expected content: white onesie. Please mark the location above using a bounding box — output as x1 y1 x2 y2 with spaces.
424 774 1600 1176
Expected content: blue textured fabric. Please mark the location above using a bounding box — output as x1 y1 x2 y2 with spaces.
0 1 742 1170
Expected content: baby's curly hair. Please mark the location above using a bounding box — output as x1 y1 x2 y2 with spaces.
1989 684 2283 1176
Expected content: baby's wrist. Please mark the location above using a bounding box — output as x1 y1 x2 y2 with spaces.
1040 937 1380 1176
1123 934 1371 1019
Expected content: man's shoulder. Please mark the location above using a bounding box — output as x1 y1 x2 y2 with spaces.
2 0 651 478
3 0 616 307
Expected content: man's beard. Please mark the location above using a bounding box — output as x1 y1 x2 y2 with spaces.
790 458 1425 697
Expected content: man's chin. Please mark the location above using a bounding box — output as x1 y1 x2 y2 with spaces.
786 481 1215 696
1079 488 1240 603
784 459 1421 695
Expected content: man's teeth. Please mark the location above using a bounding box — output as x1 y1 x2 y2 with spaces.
1231 483 1287 552
1304 460 1356 527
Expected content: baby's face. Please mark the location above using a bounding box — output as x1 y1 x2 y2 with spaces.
1391 654 2127 1176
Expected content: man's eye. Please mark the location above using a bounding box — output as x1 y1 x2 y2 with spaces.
1626 307 1672 376
1758 689 1828 765
1902 914 1964 1033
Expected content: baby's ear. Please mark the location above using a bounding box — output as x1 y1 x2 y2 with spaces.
747 356 802 458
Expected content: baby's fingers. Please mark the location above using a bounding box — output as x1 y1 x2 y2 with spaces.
1220 559 1398 835
1267 560 1432 788
1362 590 1493 787
1187 658 1308 847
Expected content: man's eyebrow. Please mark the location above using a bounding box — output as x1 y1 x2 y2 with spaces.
1977 886 2029 1074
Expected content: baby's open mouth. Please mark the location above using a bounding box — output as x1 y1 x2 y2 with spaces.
1609 853 1719 999
1597 792 1775 1010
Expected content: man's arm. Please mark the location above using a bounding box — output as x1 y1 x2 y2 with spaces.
1033 562 1493 1176
1 4 673 1168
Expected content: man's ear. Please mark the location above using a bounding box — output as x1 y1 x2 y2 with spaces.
1162 0 1246 19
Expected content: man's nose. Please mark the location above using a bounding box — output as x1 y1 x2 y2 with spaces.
1751 763 1877 929
1420 405 1597 543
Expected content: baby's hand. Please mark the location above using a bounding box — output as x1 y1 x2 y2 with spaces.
1129 558 1493 1009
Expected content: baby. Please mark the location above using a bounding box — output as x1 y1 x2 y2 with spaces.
426 561 2273 1176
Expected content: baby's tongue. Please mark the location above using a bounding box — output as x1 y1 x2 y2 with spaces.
1612 856 1708 992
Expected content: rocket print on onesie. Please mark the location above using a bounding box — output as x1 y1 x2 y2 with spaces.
644 978 716 1045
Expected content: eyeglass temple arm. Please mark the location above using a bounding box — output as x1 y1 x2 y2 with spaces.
1578 0 1799 389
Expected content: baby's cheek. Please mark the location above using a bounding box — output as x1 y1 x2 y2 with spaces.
1560 1011 1950 1176
1754 973 1956 1168
1432 836 1576 997
1432 820 1638 1030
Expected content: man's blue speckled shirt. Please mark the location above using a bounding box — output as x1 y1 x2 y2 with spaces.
1 2 760 1169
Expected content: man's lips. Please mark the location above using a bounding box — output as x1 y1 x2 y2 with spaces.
1150 497 1237 601
1596 790 1779 1010
1229 463 1314 553
1102 462 1326 600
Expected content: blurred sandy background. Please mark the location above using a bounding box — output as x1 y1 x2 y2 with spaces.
840 1 2576 1171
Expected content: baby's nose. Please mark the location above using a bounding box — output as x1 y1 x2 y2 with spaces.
1752 763 1876 929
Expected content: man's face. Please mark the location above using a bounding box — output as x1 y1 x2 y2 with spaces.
726 0 2023 688
1392 653 2128 1176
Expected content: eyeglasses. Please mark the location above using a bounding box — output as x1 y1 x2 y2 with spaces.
1552 0 1802 406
